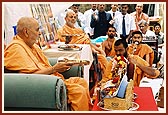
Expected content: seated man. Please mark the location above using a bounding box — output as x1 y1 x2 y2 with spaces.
127 31 154 67
154 22 164 47
102 39 160 86
138 19 156 40
101 26 118 58
57 9 108 77
4 17 92 111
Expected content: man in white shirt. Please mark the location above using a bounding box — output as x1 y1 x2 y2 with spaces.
71 4 86 30
138 19 156 40
107 4 121 20
113 4 136 43
84 4 98 39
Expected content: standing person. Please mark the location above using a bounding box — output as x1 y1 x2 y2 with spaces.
102 39 160 86
101 26 119 58
130 4 149 30
84 4 98 39
90 4 112 39
127 31 154 67
107 4 121 20
71 4 86 30
4 17 92 111
113 4 136 43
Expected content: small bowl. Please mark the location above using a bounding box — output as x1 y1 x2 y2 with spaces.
128 102 139 111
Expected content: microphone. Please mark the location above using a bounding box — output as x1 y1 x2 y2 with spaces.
133 41 139 52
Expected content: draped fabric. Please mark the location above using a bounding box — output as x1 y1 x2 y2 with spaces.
57 24 90 44
127 43 154 67
57 24 109 77
101 39 116 57
4 35 91 111
130 11 149 30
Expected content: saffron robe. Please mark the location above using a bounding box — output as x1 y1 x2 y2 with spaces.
4 35 91 111
102 55 160 86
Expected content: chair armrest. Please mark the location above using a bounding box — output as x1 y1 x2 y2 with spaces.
61 66 83 79
48 58 58 66
4 73 67 111
48 58 83 79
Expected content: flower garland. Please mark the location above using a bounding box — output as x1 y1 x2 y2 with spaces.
100 56 129 98
108 55 129 83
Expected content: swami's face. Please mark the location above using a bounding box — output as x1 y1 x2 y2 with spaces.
114 44 127 57
65 12 77 27
26 22 40 47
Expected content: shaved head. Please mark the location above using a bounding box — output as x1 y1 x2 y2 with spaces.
65 9 76 18
16 17 38 33
65 9 77 28
16 17 40 47
136 3 143 7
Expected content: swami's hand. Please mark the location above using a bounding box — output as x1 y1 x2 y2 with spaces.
98 49 106 56
53 62 72 73
127 54 139 66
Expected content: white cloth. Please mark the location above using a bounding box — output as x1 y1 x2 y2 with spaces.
4 4 32 45
139 77 164 99
84 9 98 35
156 31 164 44
107 10 121 19
55 12 66 29
75 12 86 30
141 30 156 40
113 13 136 35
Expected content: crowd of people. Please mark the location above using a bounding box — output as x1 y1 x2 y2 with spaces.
4 3 164 111
57 5 160 49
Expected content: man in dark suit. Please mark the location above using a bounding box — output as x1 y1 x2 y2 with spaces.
90 4 112 39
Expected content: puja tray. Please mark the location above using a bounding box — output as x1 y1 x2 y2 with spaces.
58 44 82 51
58 58 90 66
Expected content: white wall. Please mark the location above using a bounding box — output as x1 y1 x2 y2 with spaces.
3 3 32 45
